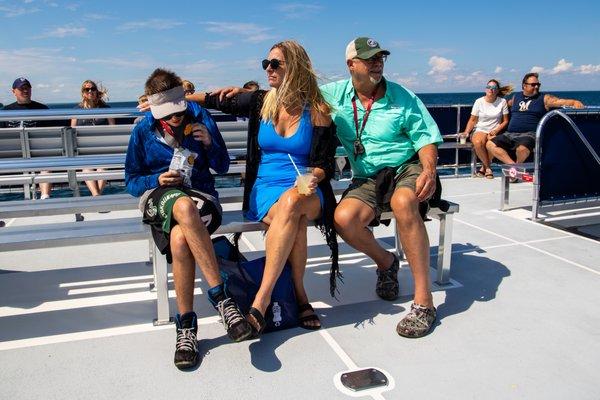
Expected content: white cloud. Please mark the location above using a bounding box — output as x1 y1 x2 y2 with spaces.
530 66 545 73
204 41 233 50
549 58 573 75
0 5 40 17
177 60 218 74
204 22 276 43
427 56 455 75
395 76 419 89
117 19 184 32
494 66 502 74
83 58 153 69
275 3 323 18
84 13 114 20
36 25 87 39
577 64 600 74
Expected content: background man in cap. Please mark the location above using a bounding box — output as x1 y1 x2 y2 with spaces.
125 68 251 370
320 37 442 338
2 77 56 199
486 72 585 169
2 78 51 127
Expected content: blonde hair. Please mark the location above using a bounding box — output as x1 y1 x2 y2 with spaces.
182 80 195 93
488 79 513 98
79 80 109 108
260 40 330 123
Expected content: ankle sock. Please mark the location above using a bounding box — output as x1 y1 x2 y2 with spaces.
178 311 197 329
207 284 226 307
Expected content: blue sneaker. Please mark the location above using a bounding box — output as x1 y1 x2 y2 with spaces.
174 312 199 370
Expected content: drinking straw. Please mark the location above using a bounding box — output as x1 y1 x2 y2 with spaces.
288 154 301 176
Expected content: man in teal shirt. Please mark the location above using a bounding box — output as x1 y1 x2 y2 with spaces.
321 37 442 338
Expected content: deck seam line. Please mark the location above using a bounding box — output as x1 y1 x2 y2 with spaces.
445 187 530 198
455 218 600 276
491 208 600 245
319 329 387 400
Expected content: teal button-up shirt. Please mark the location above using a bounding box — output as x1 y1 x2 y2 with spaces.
320 78 442 178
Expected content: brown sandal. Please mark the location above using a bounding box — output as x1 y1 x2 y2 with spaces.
246 307 266 337
298 303 321 330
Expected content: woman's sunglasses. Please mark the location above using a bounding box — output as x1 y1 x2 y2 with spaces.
262 58 284 70
160 111 186 121
486 85 498 90
83 87 97 93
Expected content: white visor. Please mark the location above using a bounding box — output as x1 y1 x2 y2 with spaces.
147 86 187 119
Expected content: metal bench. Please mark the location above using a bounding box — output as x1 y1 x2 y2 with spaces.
0 181 459 326
499 162 535 211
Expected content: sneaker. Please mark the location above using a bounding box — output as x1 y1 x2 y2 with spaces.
216 297 252 342
396 303 437 338
376 253 400 301
174 312 199 370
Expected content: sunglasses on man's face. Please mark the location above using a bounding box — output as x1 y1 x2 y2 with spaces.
160 111 186 121
262 58 284 70
525 82 541 87
83 87 97 93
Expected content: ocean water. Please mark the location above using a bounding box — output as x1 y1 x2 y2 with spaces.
2 90 599 200
45 91 600 109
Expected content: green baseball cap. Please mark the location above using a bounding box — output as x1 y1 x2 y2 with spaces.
345 37 390 60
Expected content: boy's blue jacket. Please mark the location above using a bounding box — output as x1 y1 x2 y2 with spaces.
125 102 229 198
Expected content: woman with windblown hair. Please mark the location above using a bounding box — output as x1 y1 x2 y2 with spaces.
71 80 115 196
188 40 340 336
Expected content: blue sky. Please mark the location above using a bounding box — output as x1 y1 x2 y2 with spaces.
1 0 600 104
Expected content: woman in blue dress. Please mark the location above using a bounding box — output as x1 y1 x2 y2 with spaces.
195 40 339 335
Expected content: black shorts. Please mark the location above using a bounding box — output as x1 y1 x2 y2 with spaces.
491 131 536 152
142 186 222 263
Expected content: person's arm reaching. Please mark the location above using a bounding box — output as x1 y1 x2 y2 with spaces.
545 94 585 109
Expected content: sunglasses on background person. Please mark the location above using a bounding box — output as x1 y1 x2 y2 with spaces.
83 87 98 93
486 85 499 90
160 111 186 121
524 82 541 87
262 58 285 70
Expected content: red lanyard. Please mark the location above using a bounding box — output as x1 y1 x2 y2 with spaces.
351 85 379 143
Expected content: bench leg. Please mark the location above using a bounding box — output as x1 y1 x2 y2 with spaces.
435 213 453 285
152 242 172 326
500 175 510 210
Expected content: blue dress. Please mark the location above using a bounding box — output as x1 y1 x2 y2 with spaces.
244 108 324 221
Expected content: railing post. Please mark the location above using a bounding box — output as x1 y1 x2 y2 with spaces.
62 127 83 221
18 122 33 199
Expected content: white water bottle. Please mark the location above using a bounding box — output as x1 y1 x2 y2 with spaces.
272 302 282 327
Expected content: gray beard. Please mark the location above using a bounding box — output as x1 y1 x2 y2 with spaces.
369 75 382 85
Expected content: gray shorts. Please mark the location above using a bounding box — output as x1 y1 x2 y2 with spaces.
342 161 423 221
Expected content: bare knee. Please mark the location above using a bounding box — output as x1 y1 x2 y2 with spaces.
334 206 355 233
277 190 305 218
169 226 190 258
390 190 420 226
516 146 530 157
172 196 198 222
471 133 487 148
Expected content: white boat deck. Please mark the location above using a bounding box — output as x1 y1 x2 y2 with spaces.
1 177 599 399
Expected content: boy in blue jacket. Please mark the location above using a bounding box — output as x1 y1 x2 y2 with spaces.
125 68 251 370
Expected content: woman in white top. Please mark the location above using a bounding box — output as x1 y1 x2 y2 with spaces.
460 79 512 178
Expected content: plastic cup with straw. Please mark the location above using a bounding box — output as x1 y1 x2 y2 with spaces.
288 154 312 195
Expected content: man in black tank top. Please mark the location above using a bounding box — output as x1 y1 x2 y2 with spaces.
487 72 584 166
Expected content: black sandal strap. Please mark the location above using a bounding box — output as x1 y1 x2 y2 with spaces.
297 303 314 314
247 307 266 334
